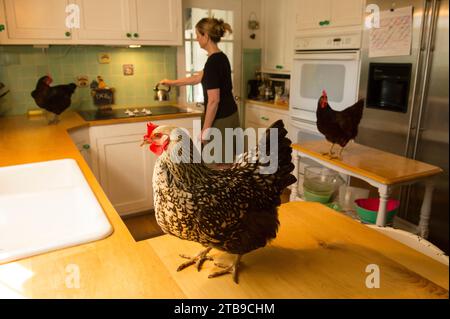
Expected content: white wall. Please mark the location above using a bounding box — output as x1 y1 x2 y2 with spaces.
242 0 262 49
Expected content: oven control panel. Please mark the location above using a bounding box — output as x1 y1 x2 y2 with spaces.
294 33 362 51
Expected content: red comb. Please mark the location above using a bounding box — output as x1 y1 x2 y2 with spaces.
320 90 328 108
144 122 159 139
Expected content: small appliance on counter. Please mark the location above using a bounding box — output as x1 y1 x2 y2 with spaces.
248 73 290 103
154 83 171 102
247 79 260 99
90 76 115 110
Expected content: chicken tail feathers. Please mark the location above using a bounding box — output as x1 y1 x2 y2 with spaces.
259 120 297 191
60 83 77 94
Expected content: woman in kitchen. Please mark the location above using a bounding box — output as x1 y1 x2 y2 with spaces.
159 17 240 168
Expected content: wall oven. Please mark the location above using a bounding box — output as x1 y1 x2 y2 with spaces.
288 33 362 200
289 32 362 128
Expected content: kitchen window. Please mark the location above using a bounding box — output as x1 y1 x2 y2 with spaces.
183 7 235 103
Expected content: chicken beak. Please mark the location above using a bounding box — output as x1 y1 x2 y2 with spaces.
45 76 53 85
140 138 149 147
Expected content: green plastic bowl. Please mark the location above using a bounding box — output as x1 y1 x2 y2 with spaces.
354 198 400 224
303 187 333 204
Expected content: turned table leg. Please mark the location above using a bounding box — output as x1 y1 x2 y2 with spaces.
290 151 300 202
418 178 435 239
376 186 392 227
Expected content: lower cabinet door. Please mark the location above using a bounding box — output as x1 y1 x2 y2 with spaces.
97 133 156 216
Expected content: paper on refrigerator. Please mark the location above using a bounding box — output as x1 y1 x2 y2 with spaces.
369 6 413 58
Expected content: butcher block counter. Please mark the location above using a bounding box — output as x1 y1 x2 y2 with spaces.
147 202 448 299
0 113 448 298
291 141 444 235
292 141 443 185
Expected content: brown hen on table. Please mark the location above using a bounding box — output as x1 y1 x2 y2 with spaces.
316 90 364 159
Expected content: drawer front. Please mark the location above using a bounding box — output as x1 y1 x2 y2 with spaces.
246 104 288 128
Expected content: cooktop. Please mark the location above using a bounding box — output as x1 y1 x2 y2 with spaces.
77 106 190 121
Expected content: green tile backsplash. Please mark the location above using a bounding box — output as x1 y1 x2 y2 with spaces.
0 45 178 116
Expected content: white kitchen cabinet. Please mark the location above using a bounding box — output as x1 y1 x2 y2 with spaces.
245 102 291 141
330 0 365 28
89 117 199 216
134 0 181 44
295 0 364 32
3 0 73 41
96 132 156 216
0 0 7 43
76 0 132 41
68 126 92 168
76 0 181 45
0 0 182 45
261 0 294 74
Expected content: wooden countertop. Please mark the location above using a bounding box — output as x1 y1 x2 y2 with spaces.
146 202 448 298
0 111 197 298
293 140 443 185
0 113 447 298
246 99 289 111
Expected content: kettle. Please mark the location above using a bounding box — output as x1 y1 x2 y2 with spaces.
153 83 171 101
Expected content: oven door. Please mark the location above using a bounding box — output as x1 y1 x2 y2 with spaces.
290 50 361 122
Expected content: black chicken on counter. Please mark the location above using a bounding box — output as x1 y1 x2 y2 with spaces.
142 120 296 284
31 75 77 124
316 90 364 159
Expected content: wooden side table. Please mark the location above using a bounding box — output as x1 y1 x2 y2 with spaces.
290 141 443 238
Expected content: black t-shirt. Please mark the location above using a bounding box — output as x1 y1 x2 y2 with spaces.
201 51 238 119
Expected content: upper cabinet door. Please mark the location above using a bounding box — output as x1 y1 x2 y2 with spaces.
2 0 182 44
76 0 132 41
262 0 295 73
330 0 364 28
262 0 285 72
133 0 181 44
4 0 72 40
296 0 364 31
295 0 331 31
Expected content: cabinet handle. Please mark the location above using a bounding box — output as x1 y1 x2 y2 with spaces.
325 20 331 25
65 31 71 37
126 33 132 38
275 65 283 69
319 21 324 26
0 24 5 32
82 144 90 150
133 33 139 38
261 116 269 121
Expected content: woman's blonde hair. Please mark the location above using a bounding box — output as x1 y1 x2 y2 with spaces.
195 17 232 43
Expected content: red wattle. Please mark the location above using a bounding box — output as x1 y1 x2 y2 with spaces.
149 139 169 156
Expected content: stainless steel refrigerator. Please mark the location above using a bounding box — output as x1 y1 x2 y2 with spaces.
357 0 449 253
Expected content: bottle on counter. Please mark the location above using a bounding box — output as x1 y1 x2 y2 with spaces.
274 86 283 104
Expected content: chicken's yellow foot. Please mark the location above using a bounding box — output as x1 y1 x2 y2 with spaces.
48 114 60 125
337 146 345 159
177 247 213 272
321 143 335 158
208 254 242 284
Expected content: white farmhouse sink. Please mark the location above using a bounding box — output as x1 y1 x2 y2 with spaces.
0 159 113 264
